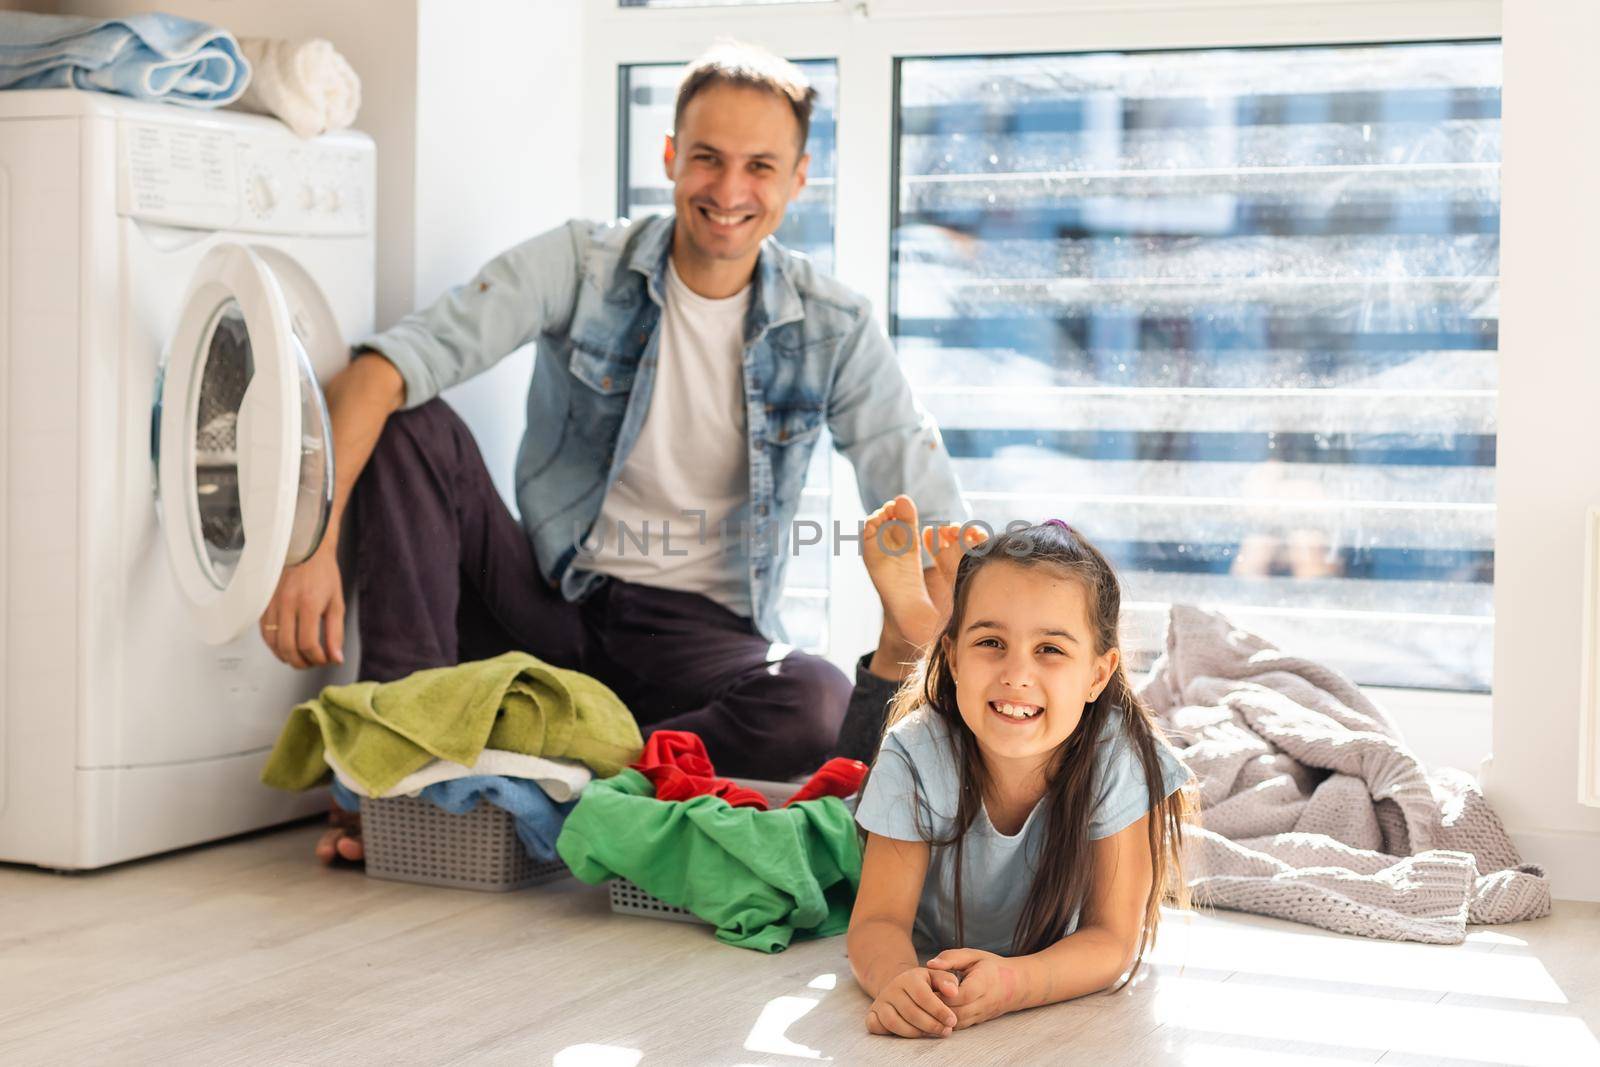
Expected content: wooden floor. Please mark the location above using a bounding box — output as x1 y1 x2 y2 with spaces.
2 821 1597 1066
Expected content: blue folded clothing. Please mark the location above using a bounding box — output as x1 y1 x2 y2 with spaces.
0 11 249 106
330 775 577 865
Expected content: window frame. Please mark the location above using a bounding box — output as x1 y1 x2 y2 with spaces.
580 0 1500 719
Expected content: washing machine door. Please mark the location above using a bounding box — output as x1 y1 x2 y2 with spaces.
154 242 335 645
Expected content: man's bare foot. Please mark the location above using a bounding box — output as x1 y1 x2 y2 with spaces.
868 611 919 683
863 495 943 649
922 523 987 620
315 804 364 864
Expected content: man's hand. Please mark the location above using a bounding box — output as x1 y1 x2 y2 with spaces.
260 544 345 669
254 348 402 673
927 948 1023 1029
865 965 960 1039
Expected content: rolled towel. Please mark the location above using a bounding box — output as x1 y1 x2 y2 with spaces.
0 11 249 106
232 37 359 139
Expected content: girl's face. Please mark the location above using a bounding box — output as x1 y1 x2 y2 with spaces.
942 561 1118 775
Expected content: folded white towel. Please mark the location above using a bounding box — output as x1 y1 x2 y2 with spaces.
232 37 359 139
323 748 594 803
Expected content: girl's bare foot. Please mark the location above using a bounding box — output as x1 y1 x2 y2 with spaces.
863 495 942 648
314 804 364 864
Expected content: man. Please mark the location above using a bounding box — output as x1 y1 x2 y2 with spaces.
260 43 966 862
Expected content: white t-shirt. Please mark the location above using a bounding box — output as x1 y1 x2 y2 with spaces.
578 260 753 617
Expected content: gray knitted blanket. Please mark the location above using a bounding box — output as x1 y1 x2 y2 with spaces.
1138 605 1551 943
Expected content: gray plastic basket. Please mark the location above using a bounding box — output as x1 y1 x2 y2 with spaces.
608 878 709 925
360 794 568 892
605 776 802 923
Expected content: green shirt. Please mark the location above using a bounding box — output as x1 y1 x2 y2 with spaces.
557 769 861 953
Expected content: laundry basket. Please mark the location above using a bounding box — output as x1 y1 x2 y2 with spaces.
608 877 709 925
360 794 568 892
606 776 801 923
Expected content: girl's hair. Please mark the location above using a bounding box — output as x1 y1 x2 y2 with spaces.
880 520 1195 989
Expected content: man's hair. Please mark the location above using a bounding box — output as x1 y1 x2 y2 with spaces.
673 41 817 156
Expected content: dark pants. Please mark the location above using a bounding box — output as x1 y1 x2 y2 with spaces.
835 654 901 766
352 399 866 780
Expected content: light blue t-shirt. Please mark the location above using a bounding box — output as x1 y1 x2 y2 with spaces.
854 705 1191 956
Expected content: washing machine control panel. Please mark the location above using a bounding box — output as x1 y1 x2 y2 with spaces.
118 118 374 236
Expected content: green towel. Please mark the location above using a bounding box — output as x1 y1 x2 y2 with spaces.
261 652 643 795
557 769 862 953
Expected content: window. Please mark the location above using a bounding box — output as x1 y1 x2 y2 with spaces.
892 42 1501 690
619 60 840 652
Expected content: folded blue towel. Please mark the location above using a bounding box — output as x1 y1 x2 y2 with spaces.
422 777 577 865
0 12 249 106
330 776 576 866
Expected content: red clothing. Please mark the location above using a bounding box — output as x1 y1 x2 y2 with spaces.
632 731 868 809
633 731 769 809
784 757 867 807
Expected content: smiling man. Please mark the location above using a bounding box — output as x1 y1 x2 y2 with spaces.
259 42 966 862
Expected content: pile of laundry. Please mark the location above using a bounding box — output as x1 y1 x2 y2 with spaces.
262 651 869 953
558 731 867 954
0 10 360 137
262 651 644 865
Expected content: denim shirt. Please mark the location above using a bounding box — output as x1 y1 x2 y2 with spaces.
360 214 968 642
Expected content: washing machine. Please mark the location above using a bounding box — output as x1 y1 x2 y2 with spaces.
0 89 373 869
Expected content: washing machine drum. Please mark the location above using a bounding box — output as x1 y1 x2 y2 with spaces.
155 242 334 646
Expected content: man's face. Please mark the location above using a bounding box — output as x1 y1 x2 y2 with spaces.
666 82 810 265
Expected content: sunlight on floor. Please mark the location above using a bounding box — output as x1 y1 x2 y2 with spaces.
1141 908 1599 1066
1463 930 1530 948
739 973 843 1059
742 996 828 1058
552 1044 642 1067
1153 975 1600 1066
1172 1047 1378 1067
1149 913 1566 1002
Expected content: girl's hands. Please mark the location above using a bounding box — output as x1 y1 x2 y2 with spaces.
927 948 1024 1029
865 966 961 1039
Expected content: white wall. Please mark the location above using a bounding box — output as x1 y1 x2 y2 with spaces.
415 0 584 507
1492 1 1600 899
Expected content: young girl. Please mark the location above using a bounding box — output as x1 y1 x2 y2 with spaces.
846 506 1194 1038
